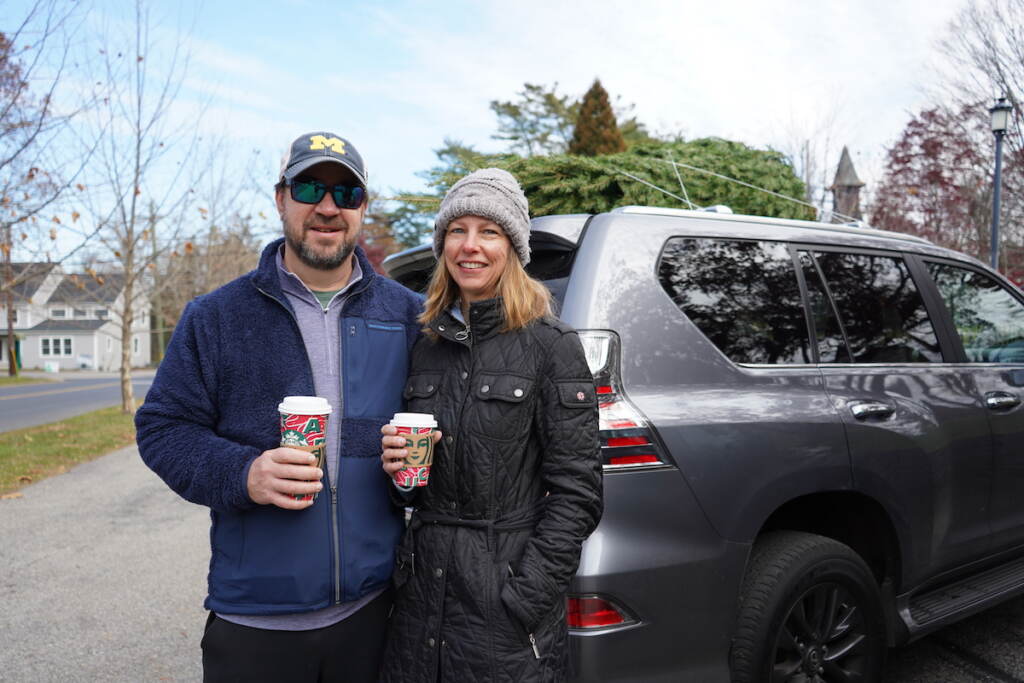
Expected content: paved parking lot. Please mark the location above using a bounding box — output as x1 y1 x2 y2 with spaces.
2 445 1023 682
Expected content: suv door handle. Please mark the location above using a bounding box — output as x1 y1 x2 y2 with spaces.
985 391 1021 410
849 401 895 420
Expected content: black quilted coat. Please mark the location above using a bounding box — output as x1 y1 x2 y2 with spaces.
380 298 602 683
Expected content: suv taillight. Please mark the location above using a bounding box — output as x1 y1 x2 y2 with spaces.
566 595 637 629
578 330 667 471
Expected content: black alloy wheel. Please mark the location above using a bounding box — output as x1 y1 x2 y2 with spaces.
773 581 868 681
731 531 887 683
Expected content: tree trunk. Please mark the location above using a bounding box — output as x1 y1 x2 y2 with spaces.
120 256 135 414
148 208 164 363
3 225 17 377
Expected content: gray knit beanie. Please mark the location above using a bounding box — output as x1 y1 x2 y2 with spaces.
433 168 531 265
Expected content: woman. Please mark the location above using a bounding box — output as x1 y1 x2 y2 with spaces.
379 168 603 682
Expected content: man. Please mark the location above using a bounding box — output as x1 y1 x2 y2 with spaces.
136 132 423 682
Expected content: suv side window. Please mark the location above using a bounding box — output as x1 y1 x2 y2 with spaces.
927 261 1024 362
814 251 942 363
658 237 811 364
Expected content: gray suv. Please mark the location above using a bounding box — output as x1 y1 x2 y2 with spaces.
383 206 1024 682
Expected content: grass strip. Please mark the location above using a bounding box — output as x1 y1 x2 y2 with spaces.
0 406 136 496
0 376 55 387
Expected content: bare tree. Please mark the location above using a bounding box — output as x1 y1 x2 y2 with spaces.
935 0 1024 276
770 102 851 221
1 0 98 376
80 0 204 413
938 0 1024 154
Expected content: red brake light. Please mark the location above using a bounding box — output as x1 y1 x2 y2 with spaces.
606 436 649 448
567 596 629 628
608 454 661 466
579 330 667 471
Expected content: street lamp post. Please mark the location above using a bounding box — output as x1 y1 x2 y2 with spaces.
990 96 1013 270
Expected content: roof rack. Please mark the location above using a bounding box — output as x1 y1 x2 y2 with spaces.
610 206 932 245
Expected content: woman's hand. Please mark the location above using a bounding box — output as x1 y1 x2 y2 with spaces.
380 424 443 480
381 424 409 477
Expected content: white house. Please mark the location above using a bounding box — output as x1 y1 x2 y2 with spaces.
1 264 151 372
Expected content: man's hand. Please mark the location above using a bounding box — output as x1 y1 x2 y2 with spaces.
381 424 442 479
247 447 324 509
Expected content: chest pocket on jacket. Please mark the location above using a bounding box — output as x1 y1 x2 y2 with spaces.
403 372 441 415
344 319 409 419
470 372 534 442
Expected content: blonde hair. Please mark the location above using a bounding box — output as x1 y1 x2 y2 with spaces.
420 247 552 335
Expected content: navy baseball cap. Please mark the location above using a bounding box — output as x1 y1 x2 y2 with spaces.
278 132 368 188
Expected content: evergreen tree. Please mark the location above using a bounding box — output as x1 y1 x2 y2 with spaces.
568 79 626 156
511 138 812 219
382 137 813 248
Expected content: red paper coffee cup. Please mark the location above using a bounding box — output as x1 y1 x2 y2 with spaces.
390 412 437 488
278 396 332 502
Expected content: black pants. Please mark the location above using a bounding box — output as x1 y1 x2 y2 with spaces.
201 590 392 683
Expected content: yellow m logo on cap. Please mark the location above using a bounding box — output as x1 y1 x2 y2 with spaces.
309 135 346 155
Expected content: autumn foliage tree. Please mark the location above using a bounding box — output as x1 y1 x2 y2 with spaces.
871 102 1024 278
1 0 94 376
568 79 627 156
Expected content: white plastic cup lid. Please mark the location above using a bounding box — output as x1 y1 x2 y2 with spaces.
390 412 437 429
278 396 333 415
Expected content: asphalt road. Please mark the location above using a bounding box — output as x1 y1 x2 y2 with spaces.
0 445 207 682
0 373 154 432
3 446 1024 682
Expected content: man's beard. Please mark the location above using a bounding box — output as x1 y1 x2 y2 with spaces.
285 224 356 271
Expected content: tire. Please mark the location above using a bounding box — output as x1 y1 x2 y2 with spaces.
730 531 887 683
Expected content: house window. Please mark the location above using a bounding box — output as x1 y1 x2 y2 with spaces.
95 309 108 319
41 337 72 357
106 338 112 351
133 336 139 354
51 309 66 318
74 308 87 318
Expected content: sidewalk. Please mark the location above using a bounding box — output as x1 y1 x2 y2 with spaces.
15 368 158 382
0 445 207 682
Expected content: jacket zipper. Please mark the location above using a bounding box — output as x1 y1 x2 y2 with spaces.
255 283 342 605
324 304 343 604
448 313 472 501
331 484 341 602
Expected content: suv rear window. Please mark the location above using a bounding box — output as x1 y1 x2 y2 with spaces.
657 237 812 365
526 237 577 308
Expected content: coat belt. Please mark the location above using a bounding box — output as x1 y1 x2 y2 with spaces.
411 504 542 551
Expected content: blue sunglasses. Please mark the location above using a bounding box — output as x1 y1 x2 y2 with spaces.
288 177 366 209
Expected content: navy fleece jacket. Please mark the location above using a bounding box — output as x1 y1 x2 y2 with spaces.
135 239 423 614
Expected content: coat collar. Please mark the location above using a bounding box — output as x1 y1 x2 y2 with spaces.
431 297 505 343
250 237 376 301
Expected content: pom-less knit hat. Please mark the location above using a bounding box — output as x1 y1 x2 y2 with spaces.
433 168 531 265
